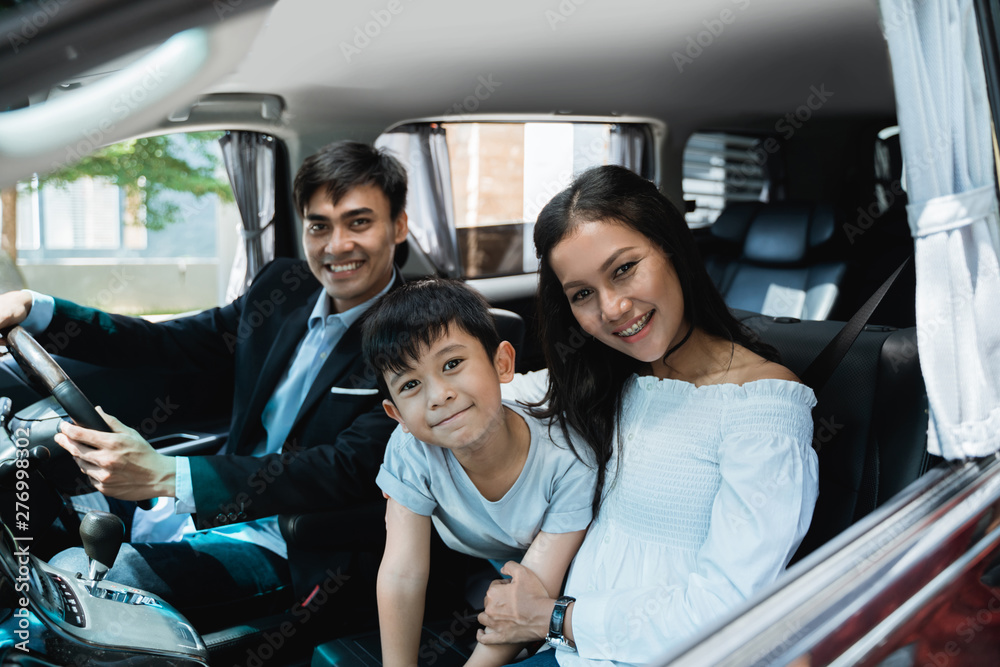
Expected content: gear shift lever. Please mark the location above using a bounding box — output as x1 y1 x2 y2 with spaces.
79 510 124 584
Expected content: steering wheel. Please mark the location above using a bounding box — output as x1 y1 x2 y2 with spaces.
3 326 112 438
2 326 154 511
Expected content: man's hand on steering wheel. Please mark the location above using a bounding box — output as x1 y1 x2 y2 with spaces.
55 406 176 502
0 291 33 337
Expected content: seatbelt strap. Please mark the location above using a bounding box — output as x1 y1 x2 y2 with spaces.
800 256 911 397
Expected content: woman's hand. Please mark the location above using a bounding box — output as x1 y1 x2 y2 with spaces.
477 561 556 645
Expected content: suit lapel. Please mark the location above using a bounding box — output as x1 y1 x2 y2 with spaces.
231 295 314 453
288 271 404 434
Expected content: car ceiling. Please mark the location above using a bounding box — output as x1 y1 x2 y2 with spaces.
204 0 895 148
0 0 896 187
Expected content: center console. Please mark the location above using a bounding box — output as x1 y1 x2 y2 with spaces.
0 513 208 666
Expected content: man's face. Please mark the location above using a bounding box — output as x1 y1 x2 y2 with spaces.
302 184 408 312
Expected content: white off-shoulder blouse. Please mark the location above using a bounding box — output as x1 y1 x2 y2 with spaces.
502 372 819 667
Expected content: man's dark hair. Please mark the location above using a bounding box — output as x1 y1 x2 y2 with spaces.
293 141 407 219
361 278 501 400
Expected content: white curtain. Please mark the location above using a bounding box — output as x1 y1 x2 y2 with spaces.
609 123 655 182
376 125 460 277
880 0 1000 458
220 132 276 300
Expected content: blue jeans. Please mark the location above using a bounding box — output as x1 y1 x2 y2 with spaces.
509 648 560 667
49 530 291 632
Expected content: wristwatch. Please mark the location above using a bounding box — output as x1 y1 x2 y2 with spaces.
545 595 577 650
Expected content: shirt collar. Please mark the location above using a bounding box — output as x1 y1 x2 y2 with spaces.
307 269 397 331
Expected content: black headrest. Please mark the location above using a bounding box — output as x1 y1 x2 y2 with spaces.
743 202 836 264
491 308 525 359
710 202 760 244
393 238 410 268
874 132 908 214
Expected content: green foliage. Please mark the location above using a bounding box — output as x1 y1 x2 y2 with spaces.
40 132 234 231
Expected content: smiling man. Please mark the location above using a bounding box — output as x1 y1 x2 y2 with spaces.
0 141 409 629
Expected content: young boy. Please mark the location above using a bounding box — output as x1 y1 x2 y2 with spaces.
361 279 595 667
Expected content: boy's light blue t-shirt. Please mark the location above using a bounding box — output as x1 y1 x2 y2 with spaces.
376 401 596 563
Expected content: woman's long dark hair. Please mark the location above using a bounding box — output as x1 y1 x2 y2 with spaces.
532 165 776 516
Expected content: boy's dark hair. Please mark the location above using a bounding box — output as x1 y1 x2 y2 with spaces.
361 278 501 400
293 140 407 220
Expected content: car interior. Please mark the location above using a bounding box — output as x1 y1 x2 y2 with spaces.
0 0 957 665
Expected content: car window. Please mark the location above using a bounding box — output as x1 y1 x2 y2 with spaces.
379 120 658 279
2 131 241 316
682 131 771 228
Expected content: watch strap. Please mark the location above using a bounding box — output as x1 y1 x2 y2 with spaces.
546 595 577 650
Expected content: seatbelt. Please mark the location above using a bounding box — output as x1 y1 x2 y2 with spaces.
800 256 911 397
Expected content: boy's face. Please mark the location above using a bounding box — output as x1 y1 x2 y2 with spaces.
382 327 516 455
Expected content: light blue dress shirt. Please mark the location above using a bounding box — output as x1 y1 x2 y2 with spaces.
19 290 54 334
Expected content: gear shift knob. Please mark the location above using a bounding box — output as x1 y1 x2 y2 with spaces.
79 510 124 583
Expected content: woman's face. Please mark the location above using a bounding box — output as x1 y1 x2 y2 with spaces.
549 219 688 364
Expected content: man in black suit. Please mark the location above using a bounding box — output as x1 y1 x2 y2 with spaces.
0 141 408 626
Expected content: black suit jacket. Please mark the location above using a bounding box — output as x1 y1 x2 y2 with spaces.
48 258 398 593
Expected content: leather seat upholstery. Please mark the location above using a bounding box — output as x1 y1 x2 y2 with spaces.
737 311 931 561
707 202 848 320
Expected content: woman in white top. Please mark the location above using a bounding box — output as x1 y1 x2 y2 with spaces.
477 165 819 667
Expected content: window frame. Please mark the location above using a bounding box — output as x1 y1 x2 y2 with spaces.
380 114 666 289
682 130 774 228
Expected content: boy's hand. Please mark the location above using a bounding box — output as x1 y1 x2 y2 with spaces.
55 407 176 500
477 561 553 644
